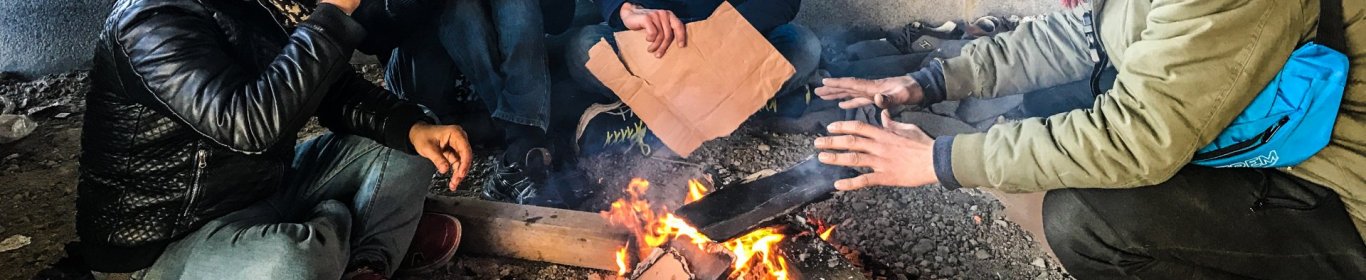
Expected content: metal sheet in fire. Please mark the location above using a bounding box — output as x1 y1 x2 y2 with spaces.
675 157 857 241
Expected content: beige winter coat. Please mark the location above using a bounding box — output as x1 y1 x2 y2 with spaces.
942 0 1366 242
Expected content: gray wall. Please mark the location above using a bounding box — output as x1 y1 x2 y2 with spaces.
0 0 115 78
797 0 1061 31
0 0 1061 78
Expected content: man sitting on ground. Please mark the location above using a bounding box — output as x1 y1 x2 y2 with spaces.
75 0 472 278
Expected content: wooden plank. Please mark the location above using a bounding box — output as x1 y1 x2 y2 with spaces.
424 196 631 271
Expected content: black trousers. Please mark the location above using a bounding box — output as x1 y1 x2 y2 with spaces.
1044 166 1366 279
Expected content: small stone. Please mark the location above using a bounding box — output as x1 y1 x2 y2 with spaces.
1035 272 1049 280
757 144 771 152
936 246 950 253
53 112 70 119
911 240 934 256
1031 258 1047 268
0 235 31 253
0 115 37 144
4 153 17 161
938 267 954 276
974 249 991 259
994 219 1010 228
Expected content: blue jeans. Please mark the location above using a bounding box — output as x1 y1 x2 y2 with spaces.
129 134 432 279
387 0 551 130
564 22 821 102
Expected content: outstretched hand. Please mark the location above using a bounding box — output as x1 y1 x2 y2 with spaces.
619 3 687 58
409 123 473 191
814 110 938 191
815 76 923 110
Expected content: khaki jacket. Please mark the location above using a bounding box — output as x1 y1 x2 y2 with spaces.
942 0 1366 242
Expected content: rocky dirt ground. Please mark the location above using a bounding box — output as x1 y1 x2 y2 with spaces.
1 62 1069 280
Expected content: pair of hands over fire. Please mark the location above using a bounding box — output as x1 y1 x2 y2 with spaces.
814 77 939 191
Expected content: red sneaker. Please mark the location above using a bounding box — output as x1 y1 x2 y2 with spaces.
341 266 388 280
397 212 462 274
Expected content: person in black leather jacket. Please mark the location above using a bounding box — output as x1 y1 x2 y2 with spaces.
75 0 472 278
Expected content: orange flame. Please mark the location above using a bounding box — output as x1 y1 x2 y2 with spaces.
615 247 630 276
685 179 710 204
819 226 836 241
602 178 791 280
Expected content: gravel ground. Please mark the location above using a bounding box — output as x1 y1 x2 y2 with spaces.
1 65 1069 279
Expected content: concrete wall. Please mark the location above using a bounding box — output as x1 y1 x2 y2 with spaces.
0 0 1060 78
797 0 1062 31
0 0 115 78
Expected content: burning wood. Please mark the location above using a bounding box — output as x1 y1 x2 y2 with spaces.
602 178 794 280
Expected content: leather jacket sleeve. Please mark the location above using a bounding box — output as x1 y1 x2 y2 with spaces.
116 4 364 154
317 68 428 154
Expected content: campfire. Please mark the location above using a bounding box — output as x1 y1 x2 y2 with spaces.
601 178 840 280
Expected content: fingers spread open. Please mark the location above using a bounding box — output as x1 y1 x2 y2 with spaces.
818 151 880 168
814 135 879 153
822 77 878 92
834 173 889 191
827 121 895 140
880 110 928 138
838 98 874 109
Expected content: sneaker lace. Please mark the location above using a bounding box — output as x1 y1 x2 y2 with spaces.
604 118 651 156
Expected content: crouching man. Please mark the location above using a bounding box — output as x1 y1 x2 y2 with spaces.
76 0 472 278
814 0 1366 278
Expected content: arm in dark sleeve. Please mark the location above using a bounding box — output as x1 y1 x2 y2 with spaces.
735 0 800 34
351 0 443 55
908 59 948 105
600 0 630 30
118 4 363 154
317 69 429 154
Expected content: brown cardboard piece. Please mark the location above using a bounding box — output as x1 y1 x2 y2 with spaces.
585 1 795 157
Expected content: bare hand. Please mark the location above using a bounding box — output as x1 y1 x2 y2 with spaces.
814 110 937 190
619 3 686 58
319 0 359 15
815 76 923 109
409 123 473 191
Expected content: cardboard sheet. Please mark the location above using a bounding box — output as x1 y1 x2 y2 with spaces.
585 1 795 157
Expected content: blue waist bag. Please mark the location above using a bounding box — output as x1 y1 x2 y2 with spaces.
1192 0 1349 168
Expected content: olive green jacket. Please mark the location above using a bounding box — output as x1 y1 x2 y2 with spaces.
940 0 1366 242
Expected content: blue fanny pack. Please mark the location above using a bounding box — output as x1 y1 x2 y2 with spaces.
1191 0 1349 168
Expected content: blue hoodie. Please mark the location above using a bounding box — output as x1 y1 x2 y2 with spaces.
599 0 801 34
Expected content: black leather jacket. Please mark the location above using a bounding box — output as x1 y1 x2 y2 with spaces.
77 0 426 272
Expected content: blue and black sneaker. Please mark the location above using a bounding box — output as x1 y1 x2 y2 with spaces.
574 102 665 157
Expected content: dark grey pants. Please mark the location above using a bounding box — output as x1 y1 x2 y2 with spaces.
1045 166 1366 279
128 134 433 279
